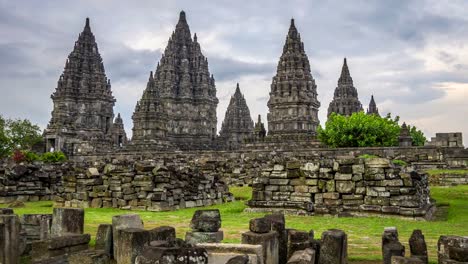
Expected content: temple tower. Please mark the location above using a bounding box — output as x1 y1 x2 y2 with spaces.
253 115 267 141
44 18 116 155
327 58 363 117
267 19 320 137
367 95 380 116
111 113 128 148
131 11 218 150
218 83 254 149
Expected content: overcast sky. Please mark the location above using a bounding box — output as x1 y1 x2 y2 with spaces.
1 0 467 144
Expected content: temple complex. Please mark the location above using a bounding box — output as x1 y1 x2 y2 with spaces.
327 58 363 117
218 84 254 149
267 19 321 138
131 11 218 150
43 18 118 155
367 95 380 116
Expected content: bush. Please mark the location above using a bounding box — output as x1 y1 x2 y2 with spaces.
23 151 40 162
12 150 26 163
392 159 407 166
0 115 42 158
40 152 67 163
358 154 379 159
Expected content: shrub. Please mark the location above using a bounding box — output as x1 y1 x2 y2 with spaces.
12 149 26 163
23 151 40 162
41 151 67 163
392 159 407 166
359 154 379 159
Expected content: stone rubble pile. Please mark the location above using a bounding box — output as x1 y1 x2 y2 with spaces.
248 157 433 217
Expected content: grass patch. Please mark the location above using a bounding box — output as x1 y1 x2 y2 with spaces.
358 154 379 159
426 169 468 176
392 159 407 166
4 185 467 263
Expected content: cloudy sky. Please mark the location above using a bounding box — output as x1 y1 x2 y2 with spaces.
1 0 467 144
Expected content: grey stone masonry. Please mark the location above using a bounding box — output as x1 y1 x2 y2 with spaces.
399 123 413 147
112 214 144 258
437 235 468 263
44 18 118 156
267 19 320 138
0 214 21 264
319 229 347 264
247 158 433 217
51 208 84 237
219 83 254 150
242 218 279 264
409 230 428 264
111 113 128 148
95 224 113 257
131 11 218 151
382 227 405 264
186 209 223 244
327 58 363 118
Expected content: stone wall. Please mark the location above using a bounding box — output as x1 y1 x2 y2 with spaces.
429 172 468 186
246 157 433 218
0 163 65 203
54 160 233 211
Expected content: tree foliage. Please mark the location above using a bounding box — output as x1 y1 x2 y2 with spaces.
318 112 427 148
0 115 43 158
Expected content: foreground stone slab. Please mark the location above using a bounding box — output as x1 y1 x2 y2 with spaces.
68 249 111 264
135 246 209 264
438 235 468 263
149 226 176 242
0 208 14 215
391 256 424 264
319 229 347 264
287 248 316 264
190 209 221 232
287 230 310 260
0 214 21 264
264 213 287 264
197 243 263 264
115 228 150 264
409 230 428 264
95 224 113 257
31 234 90 262
51 208 84 236
383 227 405 264
112 214 143 258
242 231 278 264
227 255 250 264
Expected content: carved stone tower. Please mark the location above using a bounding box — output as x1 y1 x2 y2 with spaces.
219 83 254 149
131 11 218 150
267 19 320 137
327 58 363 117
367 95 379 116
399 122 413 147
44 18 116 155
111 113 128 148
253 115 267 141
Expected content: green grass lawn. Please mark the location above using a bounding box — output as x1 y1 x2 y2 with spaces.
4 185 467 263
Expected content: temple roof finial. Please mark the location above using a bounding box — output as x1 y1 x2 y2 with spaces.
179 10 186 22
194 33 197 42
84 17 91 31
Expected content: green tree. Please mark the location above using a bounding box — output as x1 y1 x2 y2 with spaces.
0 116 43 158
0 115 9 157
408 125 426 146
318 112 426 148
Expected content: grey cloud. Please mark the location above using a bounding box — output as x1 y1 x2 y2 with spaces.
209 57 275 81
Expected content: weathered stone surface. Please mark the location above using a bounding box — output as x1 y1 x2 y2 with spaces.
287 230 310 260
197 243 263 264
438 235 468 263
68 249 111 264
116 228 150 264
0 214 21 264
383 227 405 264
226 254 250 264
265 213 287 264
409 230 427 264
319 229 347 264
391 256 424 264
190 209 221 232
149 226 176 242
112 214 144 258
287 248 316 264
51 208 84 237
31 234 90 262
135 245 209 264
249 217 271 233
185 231 224 244
242 231 279 264
0 208 14 215
95 224 112 257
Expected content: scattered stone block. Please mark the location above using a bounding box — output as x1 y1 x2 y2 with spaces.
265 213 287 264
287 230 310 260
319 229 347 264
409 230 428 264
287 248 316 264
51 208 84 236
0 208 14 214
190 209 221 232
115 228 150 264
438 235 468 263
198 243 262 264
112 214 143 258
226 254 250 264
391 256 424 264
95 224 113 257
0 214 21 264
135 245 208 264
249 217 271 233
242 230 279 264
68 249 111 264
149 226 176 242
31 234 90 262
383 227 405 264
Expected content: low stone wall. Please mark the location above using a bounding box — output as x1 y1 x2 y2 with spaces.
428 173 468 186
0 163 65 203
246 157 433 218
54 160 233 211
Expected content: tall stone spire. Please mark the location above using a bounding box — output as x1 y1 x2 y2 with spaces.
111 113 128 147
44 18 116 155
367 95 379 116
131 11 218 150
327 58 363 117
267 18 321 137
219 83 254 149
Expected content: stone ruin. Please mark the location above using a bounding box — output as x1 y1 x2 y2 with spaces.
1 208 467 263
247 157 433 218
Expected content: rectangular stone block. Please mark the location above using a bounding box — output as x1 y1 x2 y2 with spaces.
186 231 224 244
197 243 263 264
68 249 111 264
0 214 21 264
95 224 113 257
242 231 279 264
51 208 84 237
116 228 150 264
112 214 143 258
319 229 347 264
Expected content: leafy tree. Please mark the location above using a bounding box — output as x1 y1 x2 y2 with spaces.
318 111 426 148
0 115 9 157
407 125 426 146
0 115 43 158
